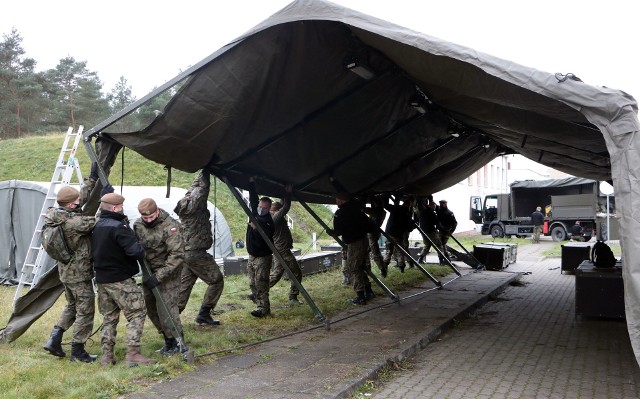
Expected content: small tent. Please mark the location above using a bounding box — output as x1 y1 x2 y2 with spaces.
0 181 234 285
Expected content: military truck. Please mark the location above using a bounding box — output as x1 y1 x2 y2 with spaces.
470 177 606 241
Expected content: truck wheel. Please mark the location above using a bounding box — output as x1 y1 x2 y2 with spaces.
490 225 504 238
551 226 567 242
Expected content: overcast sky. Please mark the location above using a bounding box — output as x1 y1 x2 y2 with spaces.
2 0 638 101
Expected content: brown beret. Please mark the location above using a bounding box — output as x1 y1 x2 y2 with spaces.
57 186 80 205
101 192 125 205
138 198 158 216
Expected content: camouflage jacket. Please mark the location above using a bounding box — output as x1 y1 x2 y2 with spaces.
43 207 96 284
133 208 185 283
174 171 212 251
270 193 293 250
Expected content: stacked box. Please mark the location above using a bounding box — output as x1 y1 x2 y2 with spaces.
473 244 509 270
481 242 518 264
575 260 624 319
560 244 592 274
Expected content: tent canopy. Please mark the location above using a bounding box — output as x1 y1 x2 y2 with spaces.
84 0 637 203
83 0 640 364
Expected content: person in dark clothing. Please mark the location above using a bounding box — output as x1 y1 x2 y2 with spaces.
364 196 387 277
417 198 446 264
436 200 457 259
327 192 375 305
570 221 585 242
92 192 155 367
383 196 415 272
531 206 545 243
245 177 275 318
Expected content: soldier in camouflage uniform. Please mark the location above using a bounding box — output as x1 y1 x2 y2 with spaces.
268 184 304 305
134 198 186 355
174 171 224 326
327 192 376 305
245 177 275 318
42 186 97 363
92 192 155 367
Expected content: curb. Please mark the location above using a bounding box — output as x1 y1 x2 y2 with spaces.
335 271 523 398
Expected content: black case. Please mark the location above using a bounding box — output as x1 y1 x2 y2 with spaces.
575 261 624 319
473 244 508 270
561 244 592 274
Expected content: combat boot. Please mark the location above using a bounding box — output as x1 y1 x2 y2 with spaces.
365 287 376 300
125 346 156 367
195 306 221 325
155 335 179 356
69 342 97 363
350 291 367 305
43 325 66 357
101 346 116 366
288 295 303 305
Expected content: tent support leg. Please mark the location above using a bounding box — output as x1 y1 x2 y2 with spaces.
293 195 399 302
412 222 462 276
221 177 329 328
448 234 485 271
379 227 442 288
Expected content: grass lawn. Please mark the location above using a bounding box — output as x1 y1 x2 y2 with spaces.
0 257 452 399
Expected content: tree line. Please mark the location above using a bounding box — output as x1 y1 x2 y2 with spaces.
0 28 172 139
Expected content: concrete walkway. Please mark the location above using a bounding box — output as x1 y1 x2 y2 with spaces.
127 240 640 398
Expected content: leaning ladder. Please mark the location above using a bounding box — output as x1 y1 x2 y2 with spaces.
13 126 85 304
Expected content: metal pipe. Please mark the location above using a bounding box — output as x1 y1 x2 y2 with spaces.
411 221 462 276
221 177 329 328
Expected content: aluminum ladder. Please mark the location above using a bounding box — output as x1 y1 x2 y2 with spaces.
13 126 85 304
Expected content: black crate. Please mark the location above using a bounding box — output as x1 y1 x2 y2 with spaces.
222 256 248 276
561 244 592 274
473 244 508 270
575 261 624 319
298 251 342 275
481 243 518 264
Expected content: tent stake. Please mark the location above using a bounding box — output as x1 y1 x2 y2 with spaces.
221 177 329 328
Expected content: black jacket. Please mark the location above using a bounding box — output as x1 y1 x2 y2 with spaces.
418 205 442 233
531 211 544 226
246 182 275 257
333 199 373 244
437 207 458 232
92 210 145 284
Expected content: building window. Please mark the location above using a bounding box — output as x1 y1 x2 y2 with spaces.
484 165 488 188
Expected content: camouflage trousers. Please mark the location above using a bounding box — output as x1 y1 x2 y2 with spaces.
384 233 409 266
346 237 371 293
178 249 224 312
420 231 446 261
143 272 183 339
269 248 302 297
367 231 386 274
97 278 146 350
248 254 273 312
57 280 95 344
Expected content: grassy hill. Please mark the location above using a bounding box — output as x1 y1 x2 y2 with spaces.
0 133 334 247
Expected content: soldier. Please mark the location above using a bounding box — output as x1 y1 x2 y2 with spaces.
42 186 97 363
133 198 185 355
531 206 545 243
92 192 155 366
417 198 446 264
268 184 304 305
437 200 458 259
364 196 387 277
174 171 224 326
327 192 376 304
245 177 275 318
383 196 414 272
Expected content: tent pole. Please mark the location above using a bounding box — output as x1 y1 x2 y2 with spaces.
411 221 462 276
293 194 399 302
378 227 442 288
447 234 485 270
221 177 329 328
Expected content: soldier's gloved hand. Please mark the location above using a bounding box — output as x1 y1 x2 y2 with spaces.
143 274 159 289
89 162 99 181
100 184 114 196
